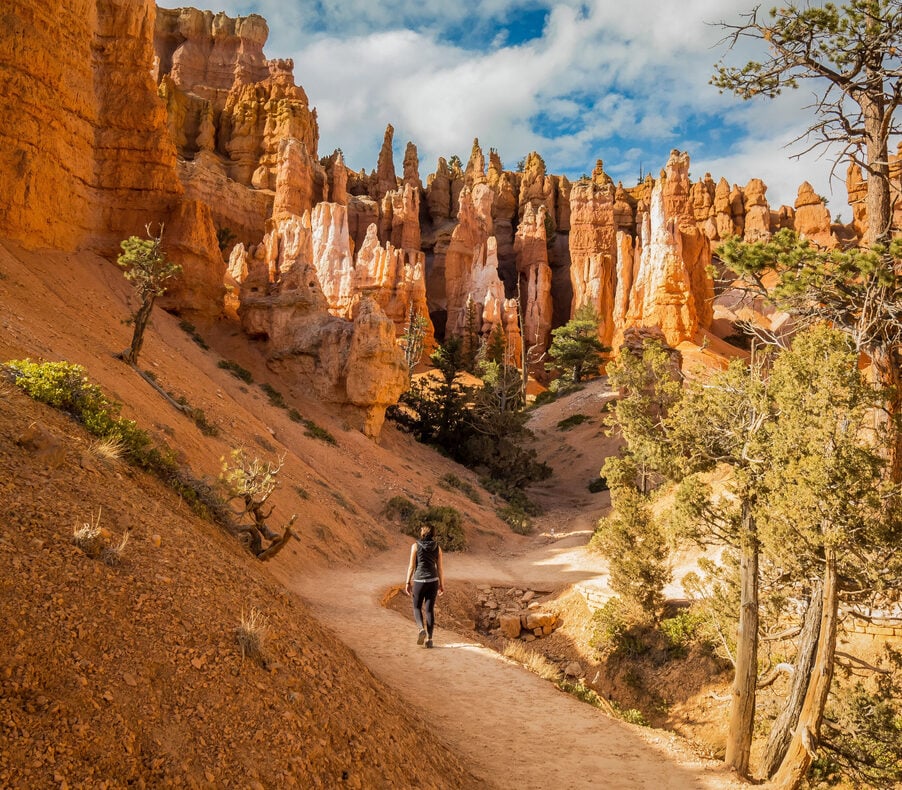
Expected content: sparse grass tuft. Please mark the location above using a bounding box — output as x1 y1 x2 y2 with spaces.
218 359 253 383
236 607 268 664
260 383 287 409
502 642 562 682
303 419 336 445
178 320 209 350
558 679 606 708
73 510 104 557
101 530 130 566
89 436 125 462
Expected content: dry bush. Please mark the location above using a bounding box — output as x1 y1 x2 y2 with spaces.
89 436 125 462
101 530 130 566
72 510 104 557
502 641 562 682
236 607 268 664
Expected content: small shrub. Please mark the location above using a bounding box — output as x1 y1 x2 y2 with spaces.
438 473 482 504
260 383 287 409
558 679 605 708
385 496 467 551
590 597 652 658
178 320 209 350
218 359 253 383
236 608 268 664
287 408 302 423
303 419 336 445
497 503 533 535
532 389 557 407
588 476 609 493
659 609 704 657
72 511 104 558
101 530 130 567
414 506 466 552
384 495 420 523
615 705 649 726
556 413 589 430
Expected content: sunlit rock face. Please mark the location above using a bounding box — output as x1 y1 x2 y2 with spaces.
615 151 714 348
228 208 409 438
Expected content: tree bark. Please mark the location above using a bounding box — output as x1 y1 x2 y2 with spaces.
870 345 902 485
762 579 824 777
124 295 156 366
860 89 891 246
724 501 759 776
772 549 839 790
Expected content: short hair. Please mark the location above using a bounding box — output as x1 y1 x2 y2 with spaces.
419 524 434 539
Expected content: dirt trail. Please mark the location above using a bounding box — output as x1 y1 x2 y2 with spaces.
283 529 745 790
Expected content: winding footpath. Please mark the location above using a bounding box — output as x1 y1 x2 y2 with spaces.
284 527 746 790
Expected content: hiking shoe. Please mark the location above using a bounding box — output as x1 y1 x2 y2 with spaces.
417 629 427 645
425 638 433 648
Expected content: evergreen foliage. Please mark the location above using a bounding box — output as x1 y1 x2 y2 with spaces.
545 304 608 386
117 225 180 365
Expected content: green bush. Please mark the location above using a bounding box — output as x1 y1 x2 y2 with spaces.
659 609 704 657
218 359 253 383
384 495 421 523
413 505 466 552
588 476 609 493
497 503 533 535
614 705 649 727
4 360 226 523
384 496 466 551
260 383 288 409
531 389 557 407
178 320 209 350
557 413 589 430
590 597 651 658
438 473 482 504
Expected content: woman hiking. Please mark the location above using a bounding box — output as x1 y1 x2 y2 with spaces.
404 524 444 648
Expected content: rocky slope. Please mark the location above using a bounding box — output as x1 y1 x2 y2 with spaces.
0 236 523 787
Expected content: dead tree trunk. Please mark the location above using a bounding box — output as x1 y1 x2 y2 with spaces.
724 501 759 776
772 549 839 790
762 579 824 777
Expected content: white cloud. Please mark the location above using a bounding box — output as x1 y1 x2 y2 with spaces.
200 0 849 211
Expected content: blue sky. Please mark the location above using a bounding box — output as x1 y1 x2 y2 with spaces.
204 0 861 211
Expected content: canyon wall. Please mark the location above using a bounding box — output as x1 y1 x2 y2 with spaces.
2 1 894 415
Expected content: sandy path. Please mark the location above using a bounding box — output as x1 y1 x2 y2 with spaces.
284 530 744 790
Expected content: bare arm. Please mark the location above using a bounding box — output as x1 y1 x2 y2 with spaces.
437 547 445 594
404 543 417 596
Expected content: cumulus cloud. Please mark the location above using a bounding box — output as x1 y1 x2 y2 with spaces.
207 0 842 206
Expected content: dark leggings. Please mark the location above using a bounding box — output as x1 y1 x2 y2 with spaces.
412 580 439 636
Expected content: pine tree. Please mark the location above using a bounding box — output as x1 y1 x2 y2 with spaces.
117 225 180 365
545 304 608 385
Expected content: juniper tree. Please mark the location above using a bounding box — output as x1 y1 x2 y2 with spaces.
593 455 671 620
759 326 900 787
117 224 181 365
545 304 608 385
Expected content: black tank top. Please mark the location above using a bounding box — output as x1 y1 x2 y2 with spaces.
413 538 439 582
